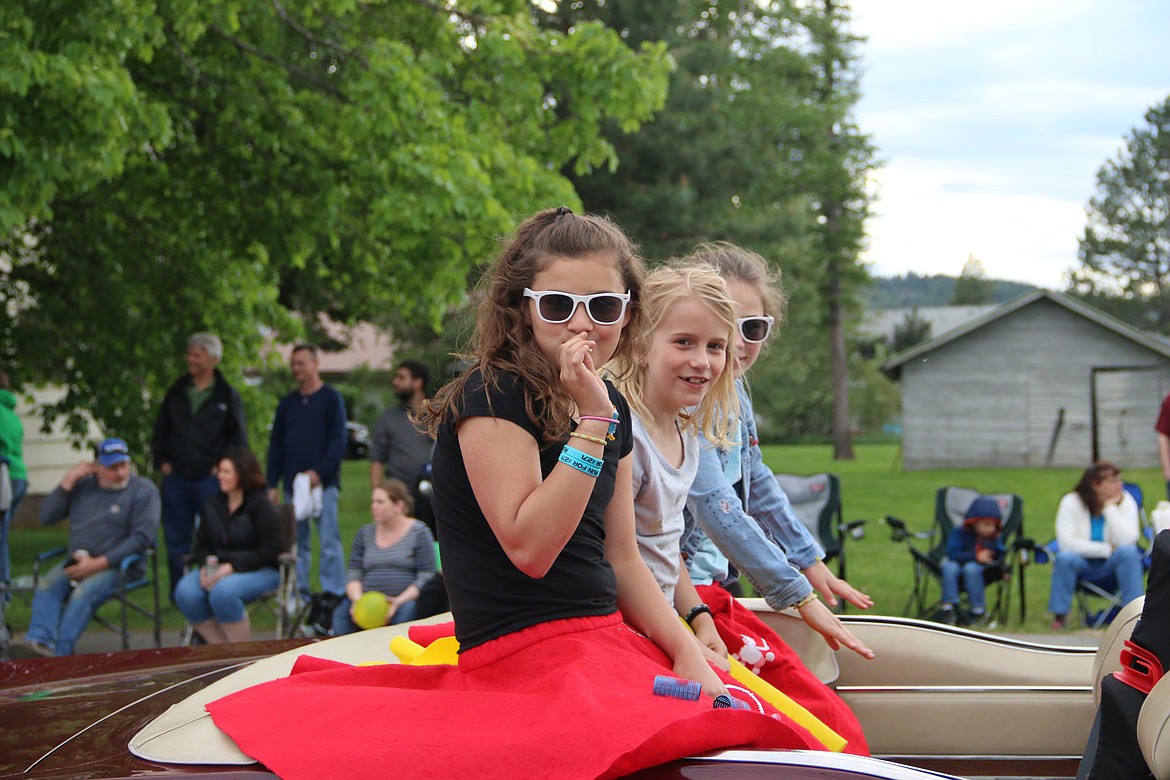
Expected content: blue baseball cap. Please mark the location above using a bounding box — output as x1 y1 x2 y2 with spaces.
96 437 131 467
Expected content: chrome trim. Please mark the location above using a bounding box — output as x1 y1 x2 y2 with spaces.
837 614 1098 653
837 684 1093 694
686 749 964 779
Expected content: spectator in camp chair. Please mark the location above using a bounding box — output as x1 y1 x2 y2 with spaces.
937 496 1004 626
1049 460 1143 630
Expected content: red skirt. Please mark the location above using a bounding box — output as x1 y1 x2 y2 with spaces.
697 584 869 755
207 612 823 779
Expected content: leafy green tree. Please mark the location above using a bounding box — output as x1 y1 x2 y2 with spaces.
0 0 671 458
950 255 996 305
1070 95 1170 331
561 0 876 446
889 308 932 354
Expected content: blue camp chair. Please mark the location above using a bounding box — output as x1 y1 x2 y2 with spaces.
1034 482 1154 628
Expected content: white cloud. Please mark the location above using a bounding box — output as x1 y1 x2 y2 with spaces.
863 166 1086 287
851 0 1170 289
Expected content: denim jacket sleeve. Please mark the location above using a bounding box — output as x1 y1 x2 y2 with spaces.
686 439 812 611
740 391 825 570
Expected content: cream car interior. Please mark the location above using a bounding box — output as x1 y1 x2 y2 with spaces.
132 598 1164 774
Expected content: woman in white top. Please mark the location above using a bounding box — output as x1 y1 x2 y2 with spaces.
1049 460 1144 628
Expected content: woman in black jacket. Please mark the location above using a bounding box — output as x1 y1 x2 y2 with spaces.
174 449 284 643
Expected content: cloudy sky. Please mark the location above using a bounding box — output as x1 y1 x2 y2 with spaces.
850 1 1170 289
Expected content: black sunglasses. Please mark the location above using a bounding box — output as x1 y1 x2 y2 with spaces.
523 288 631 326
737 315 775 343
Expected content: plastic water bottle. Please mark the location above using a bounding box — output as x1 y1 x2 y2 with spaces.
68 549 89 588
205 555 219 577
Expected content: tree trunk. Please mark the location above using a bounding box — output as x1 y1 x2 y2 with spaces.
826 212 854 461
821 0 854 461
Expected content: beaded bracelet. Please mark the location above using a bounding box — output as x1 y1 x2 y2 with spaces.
559 444 603 478
792 592 818 609
569 431 607 446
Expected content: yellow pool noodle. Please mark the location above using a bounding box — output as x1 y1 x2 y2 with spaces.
389 634 460 666
412 635 459 666
727 656 847 752
389 635 424 664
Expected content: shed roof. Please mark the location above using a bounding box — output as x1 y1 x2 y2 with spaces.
880 289 1170 380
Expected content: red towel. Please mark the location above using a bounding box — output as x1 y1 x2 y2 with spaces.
697 584 869 755
407 620 457 647
207 612 821 779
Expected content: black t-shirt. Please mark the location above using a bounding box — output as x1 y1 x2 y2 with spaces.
432 368 633 651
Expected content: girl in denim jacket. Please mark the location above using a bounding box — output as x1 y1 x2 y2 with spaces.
681 242 874 659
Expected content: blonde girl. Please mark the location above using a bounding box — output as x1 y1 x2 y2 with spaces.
610 263 739 665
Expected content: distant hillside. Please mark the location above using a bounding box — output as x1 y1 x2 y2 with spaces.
863 272 1037 309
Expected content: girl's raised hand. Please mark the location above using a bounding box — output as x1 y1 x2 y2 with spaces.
558 331 612 417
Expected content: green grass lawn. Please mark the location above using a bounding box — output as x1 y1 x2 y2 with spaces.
760 442 1163 634
5 447 1159 637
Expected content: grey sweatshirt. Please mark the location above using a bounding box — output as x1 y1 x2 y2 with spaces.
39 475 160 567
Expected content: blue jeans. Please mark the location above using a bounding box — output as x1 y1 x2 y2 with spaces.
331 595 419 635
940 559 990 612
290 485 344 599
161 473 220 596
174 566 281 623
26 562 120 655
1 478 28 598
1048 545 1145 616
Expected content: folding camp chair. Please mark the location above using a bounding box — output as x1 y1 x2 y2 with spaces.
180 504 302 644
773 472 865 582
885 487 1026 627
1033 481 1154 628
30 545 163 651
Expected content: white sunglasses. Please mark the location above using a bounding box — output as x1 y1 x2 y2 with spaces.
737 315 775 343
523 288 631 325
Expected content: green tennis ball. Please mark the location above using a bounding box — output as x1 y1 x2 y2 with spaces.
352 591 390 630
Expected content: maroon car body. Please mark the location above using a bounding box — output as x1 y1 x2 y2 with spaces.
0 639 963 780
1 640 315 779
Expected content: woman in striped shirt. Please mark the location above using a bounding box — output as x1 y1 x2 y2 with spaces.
331 478 438 633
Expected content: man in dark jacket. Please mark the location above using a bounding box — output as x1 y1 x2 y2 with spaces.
152 333 247 596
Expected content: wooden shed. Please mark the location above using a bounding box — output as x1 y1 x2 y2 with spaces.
881 290 1170 470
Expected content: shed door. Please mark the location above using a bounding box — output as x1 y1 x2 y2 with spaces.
1092 366 1170 468
1026 365 1091 468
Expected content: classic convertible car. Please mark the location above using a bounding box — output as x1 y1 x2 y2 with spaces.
2 598 1165 779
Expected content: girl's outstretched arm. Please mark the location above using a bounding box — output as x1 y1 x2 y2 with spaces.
798 597 875 660
673 561 729 669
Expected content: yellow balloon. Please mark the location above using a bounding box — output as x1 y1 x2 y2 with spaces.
352 591 390 630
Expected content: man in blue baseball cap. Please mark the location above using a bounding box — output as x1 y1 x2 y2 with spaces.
9 436 160 657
